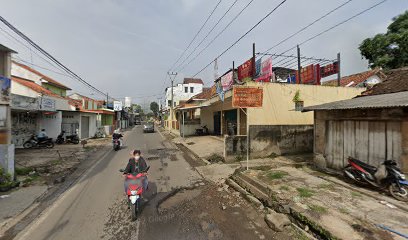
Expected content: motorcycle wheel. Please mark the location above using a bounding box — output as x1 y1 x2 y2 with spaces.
56 139 64 144
46 142 55 148
23 142 33 149
131 201 138 221
72 138 80 144
389 183 408 202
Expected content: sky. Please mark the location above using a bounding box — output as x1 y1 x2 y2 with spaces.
0 0 407 107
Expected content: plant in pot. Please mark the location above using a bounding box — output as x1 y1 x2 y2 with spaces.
292 90 304 111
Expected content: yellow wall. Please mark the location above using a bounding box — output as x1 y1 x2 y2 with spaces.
246 82 363 125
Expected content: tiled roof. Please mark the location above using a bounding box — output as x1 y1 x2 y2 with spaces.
303 91 408 111
12 76 63 99
322 68 384 87
13 61 72 90
183 78 204 84
362 67 408 96
190 87 212 100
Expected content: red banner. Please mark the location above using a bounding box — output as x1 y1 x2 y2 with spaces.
320 61 339 78
296 64 321 85
237 58 254 82
232 86 263 108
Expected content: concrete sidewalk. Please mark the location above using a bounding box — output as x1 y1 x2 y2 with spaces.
232 163 408 240
173 135 224 161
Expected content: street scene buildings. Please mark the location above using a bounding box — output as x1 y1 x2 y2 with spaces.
1 1 408 240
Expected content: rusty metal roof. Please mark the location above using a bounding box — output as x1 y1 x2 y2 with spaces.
303 91 408 111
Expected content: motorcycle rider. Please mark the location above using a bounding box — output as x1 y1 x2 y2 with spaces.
37 129 48 143
112 129 123 147
123 150 149 198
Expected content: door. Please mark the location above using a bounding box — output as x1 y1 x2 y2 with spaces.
81 116 90 139
325 120 402 169
213 112 221 135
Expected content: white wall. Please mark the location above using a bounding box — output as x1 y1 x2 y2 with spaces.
80 112 97 139
38 111 62 140
11 80 39 98
12 63 42 85
165 83 203 108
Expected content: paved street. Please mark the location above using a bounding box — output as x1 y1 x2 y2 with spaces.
13 126 294 240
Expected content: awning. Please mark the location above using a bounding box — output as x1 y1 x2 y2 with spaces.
178 104 210 111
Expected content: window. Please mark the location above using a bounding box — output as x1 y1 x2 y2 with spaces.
184 87 188 93
174 102 176 107
190 87 194 93
168 100 171 107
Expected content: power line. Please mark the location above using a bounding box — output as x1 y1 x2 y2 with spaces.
278 0 388 55
12 56 75 78
174 0 239 71
168 0 222 72
0 15 108 98
178 0 256 72
191 0 288 77
260 0 354 57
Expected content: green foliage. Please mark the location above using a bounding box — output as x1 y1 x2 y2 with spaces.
297 187 314 198
266 171 288 180
15 167 34 176
309 204 327 214
359 11 408 69
150 102 159 116
292 90 301 102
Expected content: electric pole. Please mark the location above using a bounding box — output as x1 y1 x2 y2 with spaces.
167 72 177 128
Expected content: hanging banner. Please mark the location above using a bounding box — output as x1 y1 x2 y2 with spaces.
232 86 263 108
255 57 273 82
255 58 262 78
237 58 254 82
215 80 224 102
320 61 339 78
0 75 11 104
296 64 321 85
221 71 233 91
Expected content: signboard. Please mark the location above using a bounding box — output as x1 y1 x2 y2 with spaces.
232 86 263 108
221 71 233 91
255 57 273 82
320 61 339 78
237 58 254 83
296 64 321 85
40 97 56 111
254 58 262 78
124 97 132 108
113 101 123 111
215 80 224 102
0 75 11 104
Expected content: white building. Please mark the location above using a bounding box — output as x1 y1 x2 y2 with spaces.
165 78 204 109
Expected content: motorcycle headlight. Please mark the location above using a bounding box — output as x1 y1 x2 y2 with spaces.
400 174 406 180
130 190 137 195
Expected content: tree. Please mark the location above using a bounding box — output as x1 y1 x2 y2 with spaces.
359 11 408 70
131 104 143 113
150 102 159 117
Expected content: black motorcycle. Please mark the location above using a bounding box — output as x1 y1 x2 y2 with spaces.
23 135 54 149
56 131 79 144
195 125 209 136
344 157 408 201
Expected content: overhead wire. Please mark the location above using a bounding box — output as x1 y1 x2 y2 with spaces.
191 0 288 77
168 0 223 72
178 0 257 72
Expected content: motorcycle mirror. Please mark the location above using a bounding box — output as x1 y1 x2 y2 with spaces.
145 166 150 172
119 169 124 172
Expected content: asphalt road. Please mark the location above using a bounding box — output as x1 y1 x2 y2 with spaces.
15 126 295 240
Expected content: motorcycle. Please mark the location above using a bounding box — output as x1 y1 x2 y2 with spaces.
23 135 54 149
344 157 408 201
113 138 121 151
56 131 80 144
195 125 209 136
119 166 150 221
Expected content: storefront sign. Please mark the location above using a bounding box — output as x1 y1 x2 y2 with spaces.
113 101 123 111
216 80 225 102
255 57 273 82
40 97 56 111
232 86 263 108
255 58 262 78
0 75 11 104
296 64 321 85
237 58 254 83
320 61 339 78
221 71 233 91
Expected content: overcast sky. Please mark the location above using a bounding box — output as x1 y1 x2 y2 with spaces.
0 0 407 106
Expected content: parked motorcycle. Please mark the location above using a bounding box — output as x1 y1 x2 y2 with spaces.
344 157 408 201
23 135 54 149
195 125 209 136
119 166 150 221
56 131 80 144
113 139 121 151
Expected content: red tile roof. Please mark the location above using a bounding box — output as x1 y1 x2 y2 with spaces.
322 68 385 87
361 67 408 96
12 76 63 99
13 61 72 90
183 78 204 84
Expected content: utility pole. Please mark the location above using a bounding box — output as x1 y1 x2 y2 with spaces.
297 45 302 84
106 92 109 108
167 72 177 130
337 52 341 87
252 43 256 79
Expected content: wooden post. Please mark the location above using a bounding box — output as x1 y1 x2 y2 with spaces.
337 52 341 87
252 43 256 79
297 45 302 84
